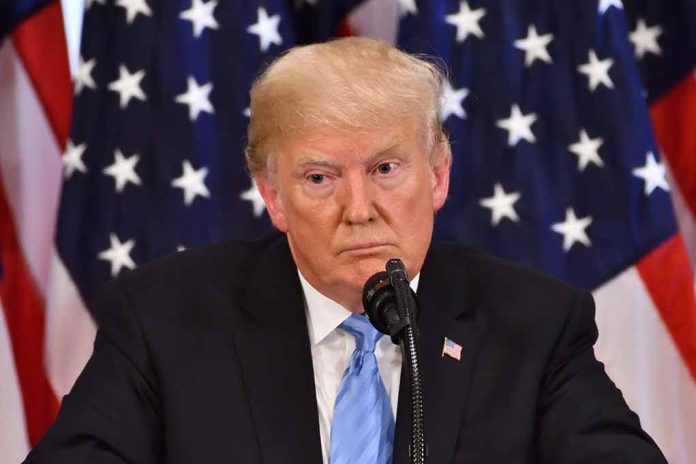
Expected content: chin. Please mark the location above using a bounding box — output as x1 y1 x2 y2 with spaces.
331 252 413 295
348 256 396 286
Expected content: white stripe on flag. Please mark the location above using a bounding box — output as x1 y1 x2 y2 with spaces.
0 302 31 463
60 0 86 76
46 251 96 397
0 40 63 295
348 0 399 43
593 266 696 464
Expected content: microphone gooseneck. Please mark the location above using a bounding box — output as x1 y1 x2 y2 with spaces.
362 259 427 464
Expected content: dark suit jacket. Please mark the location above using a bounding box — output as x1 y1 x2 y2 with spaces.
25 233 667 463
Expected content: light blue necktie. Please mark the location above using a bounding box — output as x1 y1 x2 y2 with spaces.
329 313 395 464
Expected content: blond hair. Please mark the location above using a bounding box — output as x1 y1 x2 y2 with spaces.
245 36 451 177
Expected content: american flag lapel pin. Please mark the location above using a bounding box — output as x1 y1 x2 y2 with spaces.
442 337 462 361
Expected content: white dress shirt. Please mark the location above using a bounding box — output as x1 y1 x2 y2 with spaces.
298 270 419 464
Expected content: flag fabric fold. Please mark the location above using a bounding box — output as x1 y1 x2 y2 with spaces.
0 0 70 459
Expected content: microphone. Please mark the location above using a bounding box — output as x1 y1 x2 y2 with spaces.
362 258 427 463
362 259 419 344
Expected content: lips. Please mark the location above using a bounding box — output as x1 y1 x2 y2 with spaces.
340 242 392 253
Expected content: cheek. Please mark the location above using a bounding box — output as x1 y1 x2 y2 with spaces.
393 175 435 221
387 175 435 268
283 190 342 242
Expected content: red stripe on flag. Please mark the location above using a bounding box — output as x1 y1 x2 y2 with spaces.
649 75 696 218
337 17 355 37
11 1 72 150
637 234 696 382
0 173 59 446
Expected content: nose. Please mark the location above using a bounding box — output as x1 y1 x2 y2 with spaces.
340 172 376 225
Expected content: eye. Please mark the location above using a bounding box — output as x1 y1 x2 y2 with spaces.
308 173 325 184
374 162 398 175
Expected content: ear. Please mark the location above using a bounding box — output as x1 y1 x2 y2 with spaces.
431 148 451 212
256 176 289 232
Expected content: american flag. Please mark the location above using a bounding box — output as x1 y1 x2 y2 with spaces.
442 337 463 361
1 0 695 462
1 0 69 461
397 0 696 462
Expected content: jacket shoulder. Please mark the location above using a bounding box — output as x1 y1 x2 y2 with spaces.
93 233 285 323
431 242 579 291
427 242 586 320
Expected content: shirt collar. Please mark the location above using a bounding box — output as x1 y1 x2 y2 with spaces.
298 269 420 347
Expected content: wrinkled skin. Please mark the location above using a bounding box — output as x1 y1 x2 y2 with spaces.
257 124 450 312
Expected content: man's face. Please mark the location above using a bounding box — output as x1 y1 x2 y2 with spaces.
257 123 450 311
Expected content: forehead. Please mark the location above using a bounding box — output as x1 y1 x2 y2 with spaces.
277 123 425 165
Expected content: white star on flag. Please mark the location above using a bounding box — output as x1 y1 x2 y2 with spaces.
240 179 266 217
74 56 97 95
445 1 486 43
632 151 670 196
568 129 604 171
116 0 152 24
98 233 137 276
629 19 663 60
598 0 623 14
398 0 418 17
514 25 554 67
496 104 538 146
108 64 147 109
243 107 251 118
578 49 614 92
62 140 88 178
479 183 521 226
440 82 469 121
171 160 210 205
247 7 283 52
179 0 219 38
103 149 142 193
175 77 214 121
551 208 593 252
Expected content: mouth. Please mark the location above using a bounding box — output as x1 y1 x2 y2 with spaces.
340 242 394 255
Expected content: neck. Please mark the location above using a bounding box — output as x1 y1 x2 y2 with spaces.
296 270 365 314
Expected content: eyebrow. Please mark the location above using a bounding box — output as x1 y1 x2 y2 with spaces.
295 157 338 170
365 137 403 165
294 136 405 170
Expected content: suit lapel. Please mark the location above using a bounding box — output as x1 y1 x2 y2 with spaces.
233 236 323 464
393 244 485 464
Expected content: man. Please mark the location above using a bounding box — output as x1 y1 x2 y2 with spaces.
25 37 666 463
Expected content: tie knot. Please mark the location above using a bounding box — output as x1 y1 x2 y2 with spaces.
340 313 383 352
